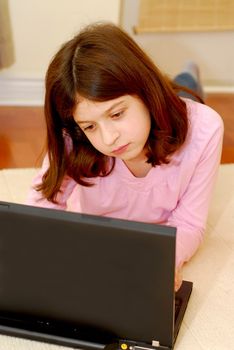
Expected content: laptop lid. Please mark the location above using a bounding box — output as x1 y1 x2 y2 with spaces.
0 201 177 349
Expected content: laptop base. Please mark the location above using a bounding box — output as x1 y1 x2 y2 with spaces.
0 280 193 350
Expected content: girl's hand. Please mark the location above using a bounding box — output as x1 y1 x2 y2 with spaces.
175 267 183 291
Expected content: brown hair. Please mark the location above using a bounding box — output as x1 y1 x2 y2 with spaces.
38 22 201 202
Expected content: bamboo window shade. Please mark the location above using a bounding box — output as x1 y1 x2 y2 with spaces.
135 0 234 33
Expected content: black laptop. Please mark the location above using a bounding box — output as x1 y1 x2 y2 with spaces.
0 201 192 350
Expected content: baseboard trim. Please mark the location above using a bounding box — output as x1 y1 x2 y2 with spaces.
204 85 234 93
0 77 45 106
0 77 234 106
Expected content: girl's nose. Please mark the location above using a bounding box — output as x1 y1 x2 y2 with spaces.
101 125 120 146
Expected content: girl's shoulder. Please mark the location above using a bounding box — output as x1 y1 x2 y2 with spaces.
185 98 224 135
172 98 224 162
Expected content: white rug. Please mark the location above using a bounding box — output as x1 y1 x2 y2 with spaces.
0 168 38 204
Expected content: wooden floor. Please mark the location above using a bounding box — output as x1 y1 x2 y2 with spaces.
0 106 46 169
205 93 234 164
0 93 234 169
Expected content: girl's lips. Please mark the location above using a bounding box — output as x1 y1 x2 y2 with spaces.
112 143 129 155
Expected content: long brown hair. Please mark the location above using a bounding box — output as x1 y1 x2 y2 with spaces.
37 22 201 202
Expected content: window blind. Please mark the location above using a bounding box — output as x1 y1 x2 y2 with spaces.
135 0 234 33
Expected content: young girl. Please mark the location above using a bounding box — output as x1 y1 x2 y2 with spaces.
27 23 223 290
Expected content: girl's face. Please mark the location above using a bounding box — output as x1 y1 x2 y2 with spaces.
73 95 151 164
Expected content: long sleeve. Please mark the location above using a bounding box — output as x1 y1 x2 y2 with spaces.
166 109 224 268
26 154 77 210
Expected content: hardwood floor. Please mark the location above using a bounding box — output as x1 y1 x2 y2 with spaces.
0 106 46 168
0 93 234 169
205 93 234 164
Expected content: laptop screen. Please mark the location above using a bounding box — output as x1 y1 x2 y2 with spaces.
0 201 176 349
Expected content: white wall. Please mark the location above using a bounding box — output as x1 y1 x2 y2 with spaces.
121 0 234 91
0 0 121 105
2 0 121 79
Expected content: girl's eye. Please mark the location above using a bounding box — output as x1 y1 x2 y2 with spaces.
111 111 123 119
83 124 95 132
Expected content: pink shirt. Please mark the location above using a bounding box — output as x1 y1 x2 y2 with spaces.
27 99 224 268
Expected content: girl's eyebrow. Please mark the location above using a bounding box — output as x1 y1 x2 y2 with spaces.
105 99 126 114
76 100 126 124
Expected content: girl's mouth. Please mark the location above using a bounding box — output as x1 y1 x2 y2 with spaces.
112 144 129 155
